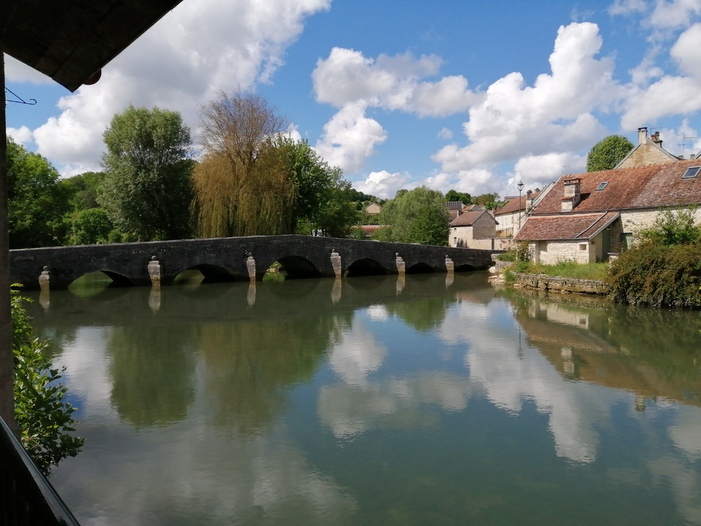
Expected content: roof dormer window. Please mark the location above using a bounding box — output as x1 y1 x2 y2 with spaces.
681 166 700 179
596 181 609 191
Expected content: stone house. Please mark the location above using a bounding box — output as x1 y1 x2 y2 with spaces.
514 160 701 264
449 210 497 249
616 127 688 168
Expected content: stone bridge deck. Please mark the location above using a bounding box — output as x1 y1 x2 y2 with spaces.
10 235 496 290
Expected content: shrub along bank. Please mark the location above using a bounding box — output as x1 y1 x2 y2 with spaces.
607 242 701 308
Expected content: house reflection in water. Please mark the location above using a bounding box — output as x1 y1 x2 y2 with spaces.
510 294 701 411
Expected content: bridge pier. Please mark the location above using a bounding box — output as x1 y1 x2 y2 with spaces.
246 254 256 282
445 256 454 273
38 266 51 292
330 249 342 278
147 257 162 287
395 253 405 275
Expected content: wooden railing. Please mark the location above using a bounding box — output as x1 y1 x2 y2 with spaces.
0 415 80 525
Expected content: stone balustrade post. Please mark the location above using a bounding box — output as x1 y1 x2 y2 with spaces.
445 255 454 273
38 266 51 292
246 253 256 282
395 253 405 275
148 256 162 287
330 249 342 278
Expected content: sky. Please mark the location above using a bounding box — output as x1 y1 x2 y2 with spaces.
5 0 701 200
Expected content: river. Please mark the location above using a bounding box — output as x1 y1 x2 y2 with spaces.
25 272 701 525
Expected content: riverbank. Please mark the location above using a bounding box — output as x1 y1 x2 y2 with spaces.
504 272 608 295
489 257 609 295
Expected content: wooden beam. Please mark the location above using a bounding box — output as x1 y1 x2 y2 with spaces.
0 50 19 435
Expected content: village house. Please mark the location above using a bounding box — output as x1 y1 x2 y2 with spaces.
616 127 692 168
515 159 701 265
449 210 497 249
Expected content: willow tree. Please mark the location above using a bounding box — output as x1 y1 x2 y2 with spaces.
193 91 297 237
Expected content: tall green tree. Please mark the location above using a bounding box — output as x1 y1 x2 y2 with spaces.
445 189 472 205
99 106 194 241
7 138 73 248
70 208 114 245
376 187 449 245
474 193 504 210
63 171 105 210
586 135 634 172
285 140 359 236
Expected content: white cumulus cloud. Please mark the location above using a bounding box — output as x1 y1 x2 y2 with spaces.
314 102 388 173
12 0 331 175
354 170 413 199
433 22 615 175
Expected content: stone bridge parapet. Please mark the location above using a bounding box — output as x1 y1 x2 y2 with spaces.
10 235 496 290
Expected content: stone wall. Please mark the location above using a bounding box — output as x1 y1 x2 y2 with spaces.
617 143 677 168
472 213 496 239
531 240 592 265
513 272 608 295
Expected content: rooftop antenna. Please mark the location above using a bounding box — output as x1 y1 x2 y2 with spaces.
680 133 698 159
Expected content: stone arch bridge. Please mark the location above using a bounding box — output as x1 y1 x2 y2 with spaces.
9 235 496 290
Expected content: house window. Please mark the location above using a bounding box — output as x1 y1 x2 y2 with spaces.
579 243 587 251
595 181 608 191
620 232 633 251
681 166 700 179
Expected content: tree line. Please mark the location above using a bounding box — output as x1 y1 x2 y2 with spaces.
8 90 366 249
10 88 637 251
8 88 529 250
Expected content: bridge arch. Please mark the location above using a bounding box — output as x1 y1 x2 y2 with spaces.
455 263 477 272
406 262 435 274
175 264 236 284
345 258 388 277
270 256 322 279
68 269 134 289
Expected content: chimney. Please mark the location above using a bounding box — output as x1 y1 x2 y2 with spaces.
637 127 648 145
561 178 581 212
650 131 662 146
526 190 533 211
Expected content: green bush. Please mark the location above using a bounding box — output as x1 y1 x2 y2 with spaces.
607 242 701 308
11 287 84 475
638 207 701 246
498 241 530 263
515 260 530 273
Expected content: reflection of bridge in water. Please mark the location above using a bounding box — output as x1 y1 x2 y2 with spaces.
10 235 495 290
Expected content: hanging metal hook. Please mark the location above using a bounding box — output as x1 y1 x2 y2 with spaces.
5 87 37 105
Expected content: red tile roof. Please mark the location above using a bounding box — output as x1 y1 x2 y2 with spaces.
494 192 539 216
515 212 619 241
531 160 701 215
450 210 494 227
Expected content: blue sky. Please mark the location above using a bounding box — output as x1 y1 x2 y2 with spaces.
5 0 701 199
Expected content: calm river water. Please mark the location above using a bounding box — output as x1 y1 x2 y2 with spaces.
25 272 701 525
